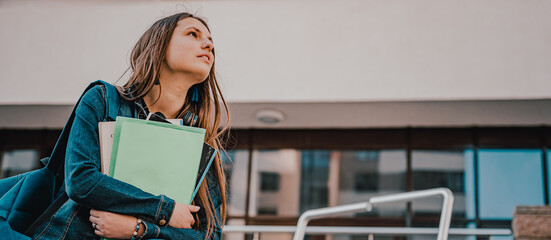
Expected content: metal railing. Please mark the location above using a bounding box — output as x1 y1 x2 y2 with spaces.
294 188 454 240
223 225 512 239
222 188 513 240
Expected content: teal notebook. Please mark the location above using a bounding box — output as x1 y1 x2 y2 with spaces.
108 117 205 204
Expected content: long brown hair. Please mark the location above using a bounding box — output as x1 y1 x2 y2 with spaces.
118 12 228 239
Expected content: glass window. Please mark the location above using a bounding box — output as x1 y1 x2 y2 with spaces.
411 150 470 227
478 149 543 219
222 150 249 217
338 150 407 217
464 150 476 223
300 150 330 213
1 149 38 178
548 150 551 203
260 172 280 192
250 149 303 217
249 149 407 219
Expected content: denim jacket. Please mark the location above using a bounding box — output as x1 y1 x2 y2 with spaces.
33 84 222 240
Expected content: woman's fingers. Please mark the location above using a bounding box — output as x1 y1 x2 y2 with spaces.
89 209 107 237
185 205 199 225
188 205 201 212
90 215 100 223
91 221 104 237
89 210 103 233
90 209 107 218
94 229 104 237
169 203 200 228
89 215 99 224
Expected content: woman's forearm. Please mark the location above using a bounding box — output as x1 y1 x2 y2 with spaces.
64 86 175 225
142 204 222 240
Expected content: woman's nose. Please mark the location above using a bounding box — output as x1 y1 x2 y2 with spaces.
201 39 213 51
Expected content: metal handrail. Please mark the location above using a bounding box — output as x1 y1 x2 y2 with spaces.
293 202 372 240
223 225 513 236
292 188 454 240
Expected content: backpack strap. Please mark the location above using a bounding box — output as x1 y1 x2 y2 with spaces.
100 80 121 121
46 80 120 173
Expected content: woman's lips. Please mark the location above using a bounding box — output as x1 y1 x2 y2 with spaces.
197 54 211 63
199 55 209 62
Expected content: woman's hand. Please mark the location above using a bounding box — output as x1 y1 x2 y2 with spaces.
168 203 201 228
89 209 143 239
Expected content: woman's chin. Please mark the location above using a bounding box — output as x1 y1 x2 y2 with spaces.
191 72 210 84
183 64 209 81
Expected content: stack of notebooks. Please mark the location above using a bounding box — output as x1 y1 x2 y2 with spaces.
98 117 217 205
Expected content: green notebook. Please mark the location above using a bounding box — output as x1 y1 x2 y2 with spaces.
108 117 206 204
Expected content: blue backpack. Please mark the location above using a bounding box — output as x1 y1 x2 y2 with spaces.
0 81 120 239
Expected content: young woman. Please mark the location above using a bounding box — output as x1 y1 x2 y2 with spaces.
33 13 228 240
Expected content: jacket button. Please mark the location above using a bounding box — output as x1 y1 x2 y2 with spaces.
159 219 167 225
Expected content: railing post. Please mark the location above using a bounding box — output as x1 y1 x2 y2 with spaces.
368 188 454 240
293 202 372 240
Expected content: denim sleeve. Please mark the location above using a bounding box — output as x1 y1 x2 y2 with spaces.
64 86 175 225
141 171 223 240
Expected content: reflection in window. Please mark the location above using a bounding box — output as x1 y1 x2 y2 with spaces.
251 150 301 217
412 171 464 192
354 151 380 162
339 150 407 217
411 150 468 227
354 172 379 191
300 150 330 213
257 206 278 215
260 172 280 192
478 149 543 219
1 149 38 178
251 150 408 218
222 150 249 217
548 150 551 203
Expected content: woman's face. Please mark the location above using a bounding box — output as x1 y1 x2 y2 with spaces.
163 17 214 83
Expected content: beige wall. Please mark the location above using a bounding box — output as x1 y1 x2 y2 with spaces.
1 0 550 105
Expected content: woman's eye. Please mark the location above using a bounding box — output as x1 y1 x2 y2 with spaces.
188 32 197 37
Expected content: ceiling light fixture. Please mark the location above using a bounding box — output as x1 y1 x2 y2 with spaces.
255 108 285 124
